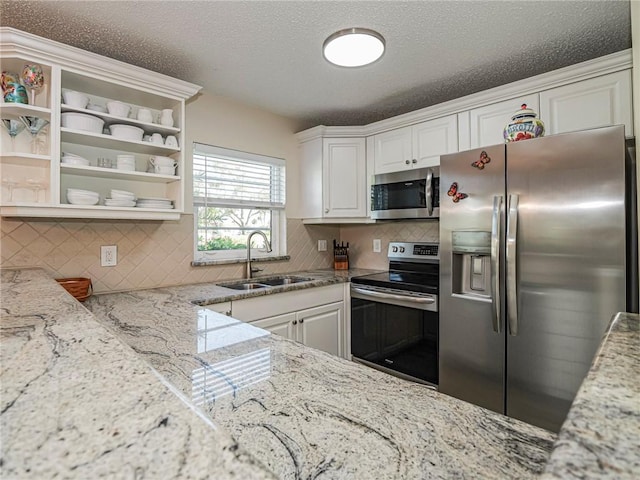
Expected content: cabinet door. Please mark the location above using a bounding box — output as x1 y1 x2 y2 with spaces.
539 70 633 137
412 114 458 168
373 126 412 174
252 312 297 340
322 137 367 218
469 94 539 148
297 301 344 357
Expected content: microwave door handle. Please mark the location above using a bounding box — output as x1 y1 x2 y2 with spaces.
425 169 433 216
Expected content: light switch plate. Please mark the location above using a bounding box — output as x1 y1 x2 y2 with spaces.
101 245 117 266
318 240 327 251
373 239 381 253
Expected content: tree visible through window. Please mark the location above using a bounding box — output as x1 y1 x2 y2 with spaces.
193 143 286 260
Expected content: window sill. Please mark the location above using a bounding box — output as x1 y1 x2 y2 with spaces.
191 255 291 267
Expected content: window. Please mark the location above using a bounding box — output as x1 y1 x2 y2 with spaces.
193 143 286 261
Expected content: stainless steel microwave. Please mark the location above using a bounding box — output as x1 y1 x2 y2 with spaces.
371 167 440 220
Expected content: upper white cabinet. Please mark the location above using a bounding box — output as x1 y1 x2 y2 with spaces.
373 114 458 174
465 94 539 149
298 135 369 222
539 70 633 137
0 28 200 220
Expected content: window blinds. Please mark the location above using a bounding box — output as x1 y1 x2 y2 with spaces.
193 143 286 209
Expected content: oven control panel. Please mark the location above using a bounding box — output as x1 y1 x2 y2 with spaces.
388 242 439 261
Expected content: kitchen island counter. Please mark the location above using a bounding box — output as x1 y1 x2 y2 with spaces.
85 275 555 479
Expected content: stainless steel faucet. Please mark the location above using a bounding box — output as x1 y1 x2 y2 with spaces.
246 230 272 279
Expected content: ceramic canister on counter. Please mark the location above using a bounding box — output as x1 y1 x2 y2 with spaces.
503 104 545 142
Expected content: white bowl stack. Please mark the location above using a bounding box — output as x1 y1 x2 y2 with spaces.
110 124 144 142
115 154 136 171
106 101 131 118
66 188 100 205
61 112 104 134
62 90 89 109
136 197 174 209
61 152 90 166
105 189 136 207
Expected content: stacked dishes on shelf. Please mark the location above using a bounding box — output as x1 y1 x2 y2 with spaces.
136 197 174 209
115 154 136 171
110 124 144 142
61 112 104 134
61 152 90 166
66 188 99 205
105 189 136 207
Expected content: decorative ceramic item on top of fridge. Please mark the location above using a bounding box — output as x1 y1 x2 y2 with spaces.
21 64 44 105
504 104 545 142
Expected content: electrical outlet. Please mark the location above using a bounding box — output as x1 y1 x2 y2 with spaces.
373 239 382 253
101 245 117 267
318 239 327 252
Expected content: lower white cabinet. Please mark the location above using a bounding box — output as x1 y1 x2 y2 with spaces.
253 302 344 357
230 284 346 358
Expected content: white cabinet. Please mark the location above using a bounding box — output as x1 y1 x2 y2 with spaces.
373 114 458 174
539 70 633 137
231 284 346 358
298 136 368 221
0 28 200 220
465 94 539 149
253 302 344 357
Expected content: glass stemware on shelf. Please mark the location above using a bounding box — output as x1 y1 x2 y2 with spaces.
19 115 49 154
1 118 26 151
21 64 45 106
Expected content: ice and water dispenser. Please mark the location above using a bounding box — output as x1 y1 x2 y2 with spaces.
451 231 492 299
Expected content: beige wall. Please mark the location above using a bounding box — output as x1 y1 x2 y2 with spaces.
0 91 338 293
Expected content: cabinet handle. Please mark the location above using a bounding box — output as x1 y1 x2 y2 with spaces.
405 159 410 165
412 158 417 164
299 319 304 324
325 208 329 213
292 320 298 325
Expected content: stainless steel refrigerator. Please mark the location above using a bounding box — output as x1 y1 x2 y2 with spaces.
439 125 631 432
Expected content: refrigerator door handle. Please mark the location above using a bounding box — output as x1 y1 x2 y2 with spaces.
426 169 433 216
491 195 503 333
506 194 519 336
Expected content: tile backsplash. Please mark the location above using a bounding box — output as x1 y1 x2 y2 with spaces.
1 216 338 293
340 220 440 270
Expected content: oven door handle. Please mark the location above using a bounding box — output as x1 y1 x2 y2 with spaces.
352 287 435 304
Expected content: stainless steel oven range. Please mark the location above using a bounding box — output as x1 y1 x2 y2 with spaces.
350 242 439 388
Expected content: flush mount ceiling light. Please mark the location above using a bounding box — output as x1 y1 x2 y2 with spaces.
323 28 385 67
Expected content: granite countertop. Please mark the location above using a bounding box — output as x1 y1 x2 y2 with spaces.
84 273 555 479
3 267 637 478
0 268 276 479
541 312 639 479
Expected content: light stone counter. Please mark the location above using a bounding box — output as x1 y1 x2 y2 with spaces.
1 268 276 479
541 312 639 479
85 278 555 479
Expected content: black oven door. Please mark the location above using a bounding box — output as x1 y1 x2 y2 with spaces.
350 293 438 387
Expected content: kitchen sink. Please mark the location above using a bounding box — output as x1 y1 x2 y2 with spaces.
221 282 270 290
259 276 313 286
219 276 313 290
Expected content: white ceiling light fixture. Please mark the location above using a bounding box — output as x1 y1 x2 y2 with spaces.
323 28 385 67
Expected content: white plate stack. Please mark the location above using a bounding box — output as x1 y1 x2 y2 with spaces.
67 188 100 205
105 189 137 207
61 152 90 166
136 196 174 209
116 154 136 171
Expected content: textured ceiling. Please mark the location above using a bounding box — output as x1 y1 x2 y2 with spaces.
0 0 631 130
